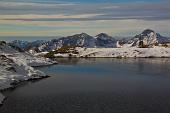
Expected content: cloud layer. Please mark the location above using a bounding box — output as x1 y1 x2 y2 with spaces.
0 1 170 21
0 0 169 37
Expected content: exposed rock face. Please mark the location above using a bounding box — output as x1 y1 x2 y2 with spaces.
62 33 96 47
95 33 116 48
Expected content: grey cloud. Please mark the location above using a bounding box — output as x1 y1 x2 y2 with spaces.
0 1 170 21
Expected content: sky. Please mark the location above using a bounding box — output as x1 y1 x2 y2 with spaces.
0 0 170 38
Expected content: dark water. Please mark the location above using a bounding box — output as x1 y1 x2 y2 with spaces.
1 58 170 113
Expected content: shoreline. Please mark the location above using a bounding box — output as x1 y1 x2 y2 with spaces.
41 47 170 58
54 56 170 58
0 56 170 106
0 74 50 106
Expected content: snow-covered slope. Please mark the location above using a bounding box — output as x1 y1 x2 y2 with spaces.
1 42 56 66
48 46 170 58
0 41 56 104
75 47 170 58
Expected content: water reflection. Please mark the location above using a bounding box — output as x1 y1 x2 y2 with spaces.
55 58 170 65
47 58 170 77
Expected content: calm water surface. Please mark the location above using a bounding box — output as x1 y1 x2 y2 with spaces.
1 58 170 113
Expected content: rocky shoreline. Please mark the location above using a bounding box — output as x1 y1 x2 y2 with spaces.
0 42 57 106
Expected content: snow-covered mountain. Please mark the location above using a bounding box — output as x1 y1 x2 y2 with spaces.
120 29 170 47
35 33 96 53
10 33 116 53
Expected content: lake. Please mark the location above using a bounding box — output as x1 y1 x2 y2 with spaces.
1 58 170 113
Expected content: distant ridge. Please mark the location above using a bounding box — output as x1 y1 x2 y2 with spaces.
9 29 170 54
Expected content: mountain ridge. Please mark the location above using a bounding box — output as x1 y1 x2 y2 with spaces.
9 29 170 54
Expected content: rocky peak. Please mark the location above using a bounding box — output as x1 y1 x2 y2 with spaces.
0 41 7 46
72 33 91 38
95 33 115 42
141 29 155 36
96 33 110 37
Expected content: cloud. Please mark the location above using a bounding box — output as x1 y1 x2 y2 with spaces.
0 19 170 37
0 14 103 20
0 0 170 37
0 1 170 21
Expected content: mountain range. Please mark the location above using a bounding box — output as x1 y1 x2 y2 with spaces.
9 29 170 54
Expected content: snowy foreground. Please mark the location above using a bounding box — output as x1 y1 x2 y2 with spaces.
52 47 170 58
0 43 57 104
77 47 170 58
